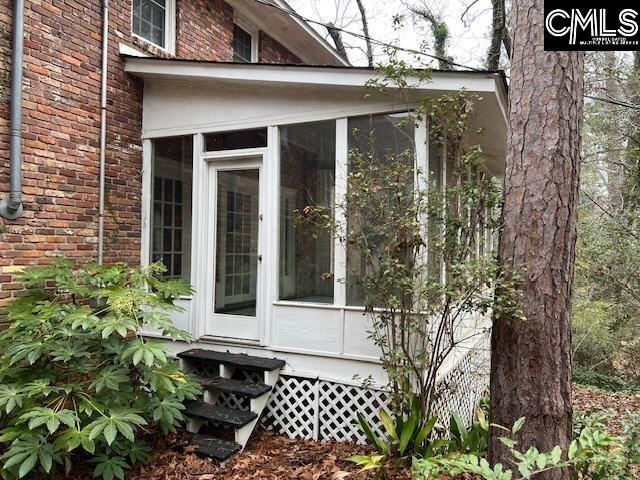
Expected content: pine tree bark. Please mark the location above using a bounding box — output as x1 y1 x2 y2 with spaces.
488 0 584 477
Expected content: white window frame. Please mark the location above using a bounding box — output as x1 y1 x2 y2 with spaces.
131 0 176 54
233 16 259 63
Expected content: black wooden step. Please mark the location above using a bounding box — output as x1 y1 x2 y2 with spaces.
190 434 241 462
185 402 258 428
178 349 285 372
198 376 272 399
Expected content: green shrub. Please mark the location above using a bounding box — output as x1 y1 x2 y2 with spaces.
413 418 634 480
0 262 202 479
573 366 639 393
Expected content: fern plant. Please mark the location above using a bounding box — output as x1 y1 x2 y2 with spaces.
0 262 202 479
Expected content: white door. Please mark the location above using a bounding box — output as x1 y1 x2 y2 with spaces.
208 158 263 340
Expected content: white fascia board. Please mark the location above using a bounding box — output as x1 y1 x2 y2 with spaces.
125 59 501 94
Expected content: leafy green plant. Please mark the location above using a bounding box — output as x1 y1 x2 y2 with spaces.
348 395 447 476
448 408 489 455
348 395 495 477
413 417 636 480
622 412 640 466
0 262 202 479
298 91 509 426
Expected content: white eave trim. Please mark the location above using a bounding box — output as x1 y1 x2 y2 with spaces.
124 58 503 93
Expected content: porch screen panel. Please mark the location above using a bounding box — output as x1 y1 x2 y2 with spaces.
346 113 416 306
151 136 193 281
428 138 443 281
279 121 336 303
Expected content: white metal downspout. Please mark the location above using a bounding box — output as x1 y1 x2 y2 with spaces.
0 0 25 220
97 0 109 264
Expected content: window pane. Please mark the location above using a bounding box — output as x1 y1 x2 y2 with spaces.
151 136 193 282
233 24 253 62
346 113 416 306
279 121 336 303
132 0 166 47
204 128 267 152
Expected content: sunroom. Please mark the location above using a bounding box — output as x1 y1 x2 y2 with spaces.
125 57 508 444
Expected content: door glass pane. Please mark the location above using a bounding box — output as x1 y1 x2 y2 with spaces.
215 169 260 317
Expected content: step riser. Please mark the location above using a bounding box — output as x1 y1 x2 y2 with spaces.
178 348 283 461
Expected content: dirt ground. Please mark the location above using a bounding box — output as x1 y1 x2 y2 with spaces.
56 386 639 480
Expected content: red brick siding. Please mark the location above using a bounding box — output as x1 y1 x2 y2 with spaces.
176 0 234 61
259 32 301 64
0 0 303 316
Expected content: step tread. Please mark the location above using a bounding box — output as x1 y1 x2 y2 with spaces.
198 376 272 399
190 434 242 462
178 349 285 372
185 402 258 428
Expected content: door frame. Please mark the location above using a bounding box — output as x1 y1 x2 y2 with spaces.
201 148 267 342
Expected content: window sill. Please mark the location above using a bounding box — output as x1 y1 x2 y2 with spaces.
131 34 175 57
273 300 369 312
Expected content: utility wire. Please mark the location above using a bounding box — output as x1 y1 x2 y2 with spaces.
585 94 640 110
251 0 485 72
259 1 640 112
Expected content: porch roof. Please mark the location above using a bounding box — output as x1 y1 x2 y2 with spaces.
124 57 508 99
124 57 508 175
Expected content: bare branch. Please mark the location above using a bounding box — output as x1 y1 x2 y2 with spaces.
460 0 482 23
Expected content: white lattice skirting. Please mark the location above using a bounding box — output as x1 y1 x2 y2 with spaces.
253 339 490 444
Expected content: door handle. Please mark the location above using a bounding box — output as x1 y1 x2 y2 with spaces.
257 254 262 262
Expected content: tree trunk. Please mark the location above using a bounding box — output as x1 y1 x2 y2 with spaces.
624 51 640 207
355 0 373 67
502 27 512 60
604 52 624 210
489 0 584 477
487 0 506 70
326 23 349 62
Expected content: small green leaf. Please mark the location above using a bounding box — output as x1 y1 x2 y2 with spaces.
379 409 398 441
512 417 526 434
18 453 38 478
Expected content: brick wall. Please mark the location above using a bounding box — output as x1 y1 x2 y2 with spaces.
0 0 302 317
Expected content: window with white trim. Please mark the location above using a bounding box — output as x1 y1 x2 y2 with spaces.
233 22 258 63
132 0 175 51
